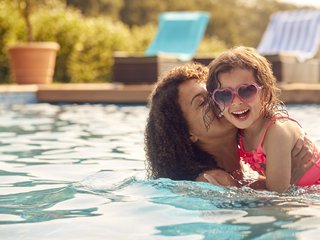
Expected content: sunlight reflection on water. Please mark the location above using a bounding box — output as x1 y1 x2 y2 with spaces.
0 103 319 240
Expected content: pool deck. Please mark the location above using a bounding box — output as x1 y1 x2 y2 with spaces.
0 83 320 104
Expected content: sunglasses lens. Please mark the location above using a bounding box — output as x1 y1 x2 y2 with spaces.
238 84 258 100
213 89 233 106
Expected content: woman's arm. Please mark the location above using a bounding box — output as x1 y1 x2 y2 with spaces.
291 133 316 184
246 175 267 190
197 133 315 190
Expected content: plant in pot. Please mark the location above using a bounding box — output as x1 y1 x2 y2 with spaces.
8 0 60 84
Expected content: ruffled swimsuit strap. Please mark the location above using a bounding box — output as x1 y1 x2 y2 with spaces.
238 128 266 174
238 130 245 150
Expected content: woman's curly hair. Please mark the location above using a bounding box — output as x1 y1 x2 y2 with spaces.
145 62 220 181
206 46 286 119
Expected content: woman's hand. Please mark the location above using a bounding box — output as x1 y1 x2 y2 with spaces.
246 175 267 190
196 169 239 187
291 133 316 184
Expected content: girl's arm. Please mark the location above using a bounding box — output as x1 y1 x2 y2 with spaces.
197 133 314 190
263 121 303 193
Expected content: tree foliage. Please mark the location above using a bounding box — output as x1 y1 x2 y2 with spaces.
65 0 303 47
0 0 311 83
66 0 124 18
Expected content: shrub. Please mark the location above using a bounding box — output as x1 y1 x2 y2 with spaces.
0 2 24 83
67 17 132 83
0 3 155 83
33 7 87 82
128 24 157 53
197 36 227 55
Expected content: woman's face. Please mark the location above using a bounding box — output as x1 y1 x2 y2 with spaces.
178 79 235 143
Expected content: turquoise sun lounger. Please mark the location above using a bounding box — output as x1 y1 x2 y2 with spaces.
145 12 210 61
113 11 210 83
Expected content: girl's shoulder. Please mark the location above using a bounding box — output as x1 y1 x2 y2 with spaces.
265 116 303 146
270 116 302 132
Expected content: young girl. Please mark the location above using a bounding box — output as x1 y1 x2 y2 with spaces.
206 46 319 193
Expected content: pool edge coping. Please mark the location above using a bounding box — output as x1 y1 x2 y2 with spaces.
0 83 320 104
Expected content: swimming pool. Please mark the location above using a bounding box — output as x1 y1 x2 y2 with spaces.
0 103 320 239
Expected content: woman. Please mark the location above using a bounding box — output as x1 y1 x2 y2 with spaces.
144 62 314 188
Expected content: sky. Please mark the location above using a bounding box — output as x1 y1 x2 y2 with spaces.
279 0 320 7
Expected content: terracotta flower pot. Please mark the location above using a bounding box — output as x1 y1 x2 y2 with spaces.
8 42 60 84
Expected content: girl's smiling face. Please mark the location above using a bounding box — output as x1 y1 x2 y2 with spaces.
217 68 263 129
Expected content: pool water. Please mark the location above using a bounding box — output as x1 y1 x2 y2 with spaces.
0 103 320 240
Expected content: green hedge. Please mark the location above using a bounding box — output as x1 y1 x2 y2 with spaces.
0 2 225 84
0 3 156 83
0 2 24 83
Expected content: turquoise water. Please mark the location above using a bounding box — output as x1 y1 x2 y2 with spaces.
0 103 320 240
